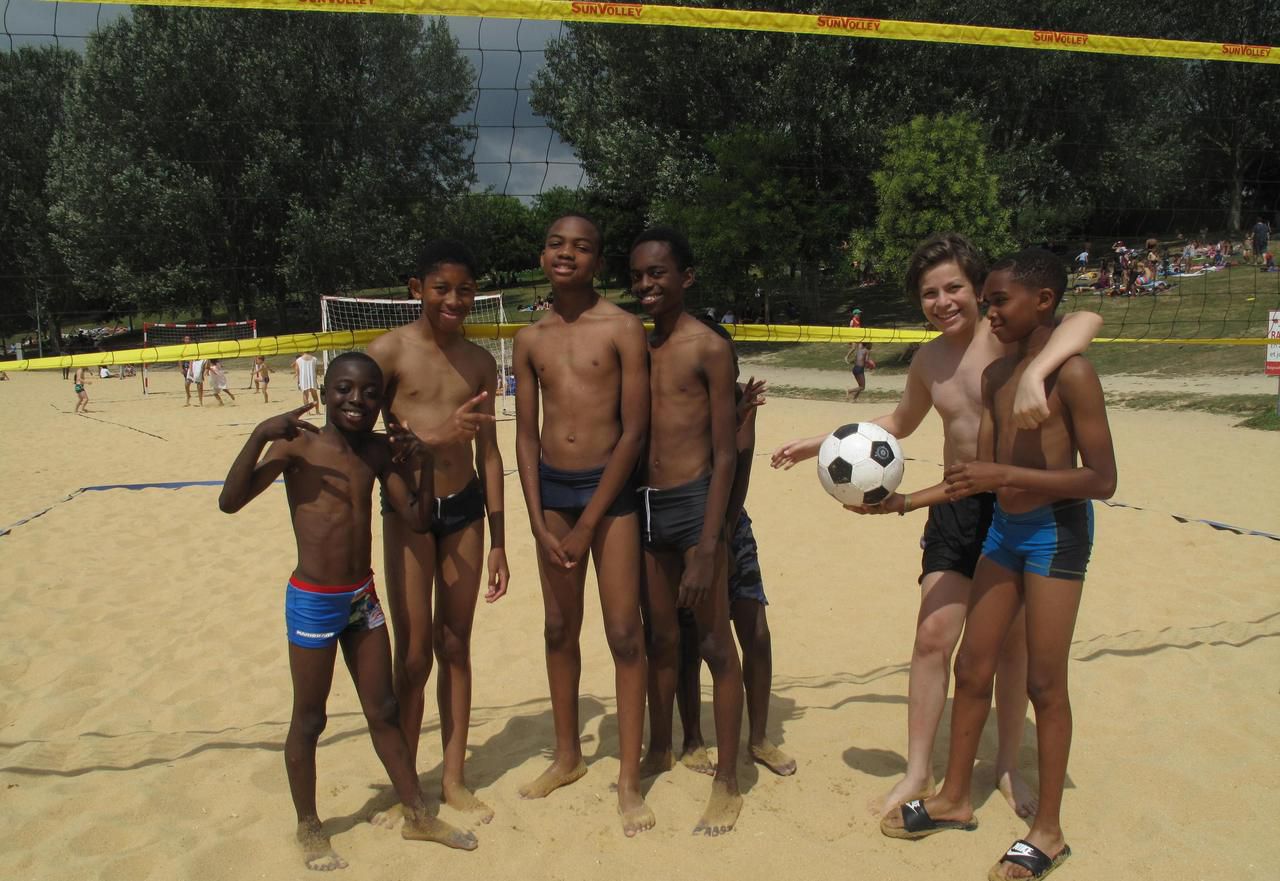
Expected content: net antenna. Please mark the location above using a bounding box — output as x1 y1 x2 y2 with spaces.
320 293 514 415
140 320 257 394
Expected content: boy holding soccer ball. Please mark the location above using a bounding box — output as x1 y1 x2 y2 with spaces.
772 234 1101 820
881 249 1116 881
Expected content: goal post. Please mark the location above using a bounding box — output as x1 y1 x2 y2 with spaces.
319 294 514 414
141 320 257 394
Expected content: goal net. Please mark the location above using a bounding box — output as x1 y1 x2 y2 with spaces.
141 320 257 394
320 294 514 414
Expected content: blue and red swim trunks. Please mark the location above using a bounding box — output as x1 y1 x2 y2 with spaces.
284 571 385 649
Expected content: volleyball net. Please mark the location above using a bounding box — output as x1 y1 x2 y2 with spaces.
3 1 1278 373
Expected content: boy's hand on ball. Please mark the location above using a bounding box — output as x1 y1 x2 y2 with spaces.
845 492 905 515
944 462 1006 497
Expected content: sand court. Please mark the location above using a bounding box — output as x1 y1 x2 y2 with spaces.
1 368 1277 881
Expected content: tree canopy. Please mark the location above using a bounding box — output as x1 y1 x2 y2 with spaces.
46 9 474 325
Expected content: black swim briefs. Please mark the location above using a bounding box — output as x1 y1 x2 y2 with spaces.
381 476 486 539
539 461 638 518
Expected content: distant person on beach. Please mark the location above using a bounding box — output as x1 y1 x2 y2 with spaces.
218 354 477 870
180 335 196 405
258 358 271 403
207 359 235 405
1252 217 1269 264
845 341 873 402
186 358 206 407
512 214 652 836
294 352 320 408
73 366 90 414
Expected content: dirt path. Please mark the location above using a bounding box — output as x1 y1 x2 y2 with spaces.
740 362 1280 397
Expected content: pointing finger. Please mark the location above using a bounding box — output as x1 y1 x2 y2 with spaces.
459 391 489 412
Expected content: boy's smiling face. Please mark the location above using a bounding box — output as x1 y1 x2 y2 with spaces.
411 261 476 333
917 260 980 336
630 240 693 317
324 359 383 433
541 216 602 291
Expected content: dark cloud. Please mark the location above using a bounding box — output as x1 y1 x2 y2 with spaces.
1 2 582 194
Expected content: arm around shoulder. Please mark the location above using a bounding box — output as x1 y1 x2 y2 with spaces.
1014 310 1103 429
1056 355 1117 500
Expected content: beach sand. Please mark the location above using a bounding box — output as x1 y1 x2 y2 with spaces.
2 366 1277 881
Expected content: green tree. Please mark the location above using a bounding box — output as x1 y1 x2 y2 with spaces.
854 113 1015 285
657 128 849 298
48 9 473 325
433 192 537 277
0 46 81 351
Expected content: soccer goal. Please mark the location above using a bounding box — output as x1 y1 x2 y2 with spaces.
141 320 257 394
319 294 514 415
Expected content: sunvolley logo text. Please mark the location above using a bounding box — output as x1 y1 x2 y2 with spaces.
295 0 374 6
816 16 882 32
570 2 644 17
1032 30 1089 46
1221 43 1271 58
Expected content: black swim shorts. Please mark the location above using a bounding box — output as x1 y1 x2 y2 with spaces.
639 473 711 553
919 492 995 582
727 510 768 605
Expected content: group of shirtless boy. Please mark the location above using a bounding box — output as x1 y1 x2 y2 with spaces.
223 216 1116 881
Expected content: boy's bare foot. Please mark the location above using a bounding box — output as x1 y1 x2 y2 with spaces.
638 749 675 779
692 779 742 837
749 739 796 776
442 781 495 824
996 768 1039 819
618 787 656 837
401 810 478 851
868 773 935 818
679 745 715 776
518 757 587 799
297 818 347 871
369 803 403 830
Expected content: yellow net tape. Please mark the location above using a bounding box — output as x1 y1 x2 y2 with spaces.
55 0 1280 65
8 324 1268 371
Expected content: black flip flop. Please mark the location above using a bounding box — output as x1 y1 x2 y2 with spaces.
880 799 978 840
987 839 1072 880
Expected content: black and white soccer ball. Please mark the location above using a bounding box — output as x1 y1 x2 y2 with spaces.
816 423 905 506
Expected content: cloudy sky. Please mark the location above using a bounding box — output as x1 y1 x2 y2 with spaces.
2 0 585 196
